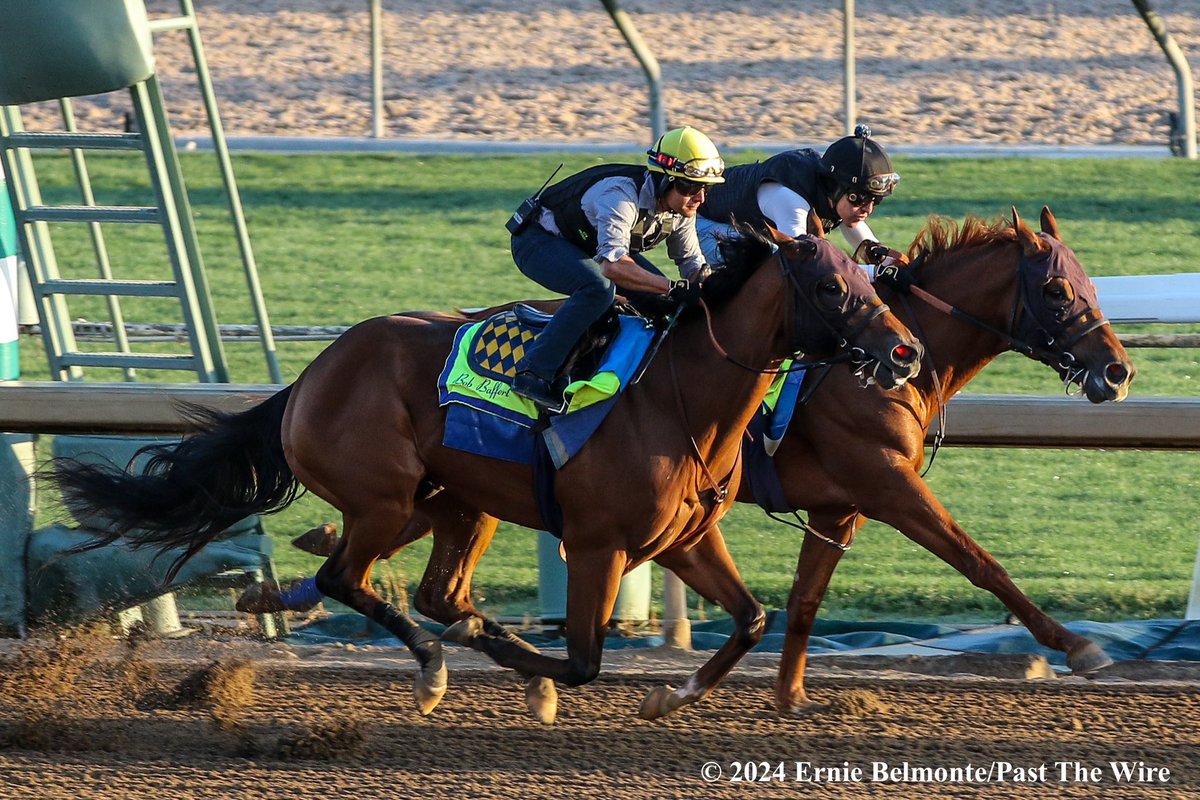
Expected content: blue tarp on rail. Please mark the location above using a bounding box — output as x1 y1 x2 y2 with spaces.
286 613 1200 665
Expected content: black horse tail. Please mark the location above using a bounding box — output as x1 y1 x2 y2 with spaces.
49 385 301 581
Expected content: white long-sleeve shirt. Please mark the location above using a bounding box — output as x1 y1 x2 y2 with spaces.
757 182 876 250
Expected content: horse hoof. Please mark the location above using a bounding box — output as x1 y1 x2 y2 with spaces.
442 617 483 646
638 685 686 720
525 677 558 725
235 580 278 614
1068 641 1113 675
777 699 829 717
291 522 339 557
414 663 448 716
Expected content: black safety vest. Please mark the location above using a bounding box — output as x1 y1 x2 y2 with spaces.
700 149 840 235
537 164 675 255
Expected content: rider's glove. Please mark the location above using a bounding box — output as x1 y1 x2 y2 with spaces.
853 239 910 269
875 262 915 294
667 278 703 306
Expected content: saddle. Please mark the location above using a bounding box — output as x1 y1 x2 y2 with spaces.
468 302 633 392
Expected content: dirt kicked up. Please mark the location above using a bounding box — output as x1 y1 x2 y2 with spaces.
0 630 1197 799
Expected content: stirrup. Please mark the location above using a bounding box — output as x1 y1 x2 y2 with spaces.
512 371 566 413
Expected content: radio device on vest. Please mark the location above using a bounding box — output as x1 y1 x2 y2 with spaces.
505 163 564 235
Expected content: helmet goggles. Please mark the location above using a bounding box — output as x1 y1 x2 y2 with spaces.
864 172 901 195
648 150 726 183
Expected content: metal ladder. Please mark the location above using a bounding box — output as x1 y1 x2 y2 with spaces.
0 0 281 383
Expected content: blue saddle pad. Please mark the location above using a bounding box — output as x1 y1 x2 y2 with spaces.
439 311 655 466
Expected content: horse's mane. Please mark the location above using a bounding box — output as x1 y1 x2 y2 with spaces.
908 214 1017 263
702 221 776 306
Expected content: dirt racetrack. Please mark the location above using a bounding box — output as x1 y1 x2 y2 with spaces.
18 1 1200 147
1 633 1197 799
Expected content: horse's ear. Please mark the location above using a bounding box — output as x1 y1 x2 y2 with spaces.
765 225 791 245
1012 205 1044 257
806 208 826 238
1040 206 1062 241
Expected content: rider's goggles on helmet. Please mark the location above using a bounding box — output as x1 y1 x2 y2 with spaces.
864 172 901 194
649 151 726 181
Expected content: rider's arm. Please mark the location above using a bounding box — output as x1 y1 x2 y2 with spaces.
600 255 674 294
666 216 708 282
584 178 676 294
841 219 878 251
757 182 812 237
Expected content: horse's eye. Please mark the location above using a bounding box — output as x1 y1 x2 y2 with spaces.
1043 278 1073 305
817 277 845 296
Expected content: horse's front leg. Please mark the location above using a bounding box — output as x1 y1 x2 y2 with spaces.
775 509 859 715
860 468 1111 675
443 545 625 690
640 525 766 720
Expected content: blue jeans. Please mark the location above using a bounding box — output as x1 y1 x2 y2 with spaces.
511 224 659 379
695 216 738 267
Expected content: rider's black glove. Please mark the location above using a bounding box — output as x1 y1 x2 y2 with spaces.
875 262 915 294
667 278 703 306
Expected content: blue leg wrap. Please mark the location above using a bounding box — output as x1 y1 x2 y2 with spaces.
280 576 324 609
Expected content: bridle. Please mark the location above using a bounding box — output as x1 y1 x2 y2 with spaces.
700 246 892 379
897 232 1112 472
669 240 896 513
907 233 1110 387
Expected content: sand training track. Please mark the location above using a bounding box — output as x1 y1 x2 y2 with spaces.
0 635 1198 798
15 0 1200 148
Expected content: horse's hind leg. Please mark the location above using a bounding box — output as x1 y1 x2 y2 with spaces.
639 525 766 720
413 494 559 724
316 509 447 715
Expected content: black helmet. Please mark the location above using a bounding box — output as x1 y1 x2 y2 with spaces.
820 124 900 200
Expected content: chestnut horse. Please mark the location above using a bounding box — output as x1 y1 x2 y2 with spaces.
248 206 1134 722
51 227 922 721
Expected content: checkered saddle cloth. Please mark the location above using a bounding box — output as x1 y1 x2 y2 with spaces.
466 304 554 382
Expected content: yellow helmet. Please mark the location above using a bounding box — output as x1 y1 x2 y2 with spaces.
647 126 725 184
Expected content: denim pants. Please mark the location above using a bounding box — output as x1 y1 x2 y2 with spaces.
511 224 659 380
695 216 739 267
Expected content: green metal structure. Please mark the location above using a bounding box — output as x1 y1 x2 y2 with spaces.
0 0 281 382
0 0 285 637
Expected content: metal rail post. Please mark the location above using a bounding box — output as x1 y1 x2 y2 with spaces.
1130 0 1196 159
597 0 686 645
370 0 384 138
600 0 666 140
843 0 856 135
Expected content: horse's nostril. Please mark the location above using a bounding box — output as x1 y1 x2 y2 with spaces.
1105 362 1129 385
892 343 919 364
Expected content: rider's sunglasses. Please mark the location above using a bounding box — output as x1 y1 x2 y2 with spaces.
845 191 884 208
674 178 712 196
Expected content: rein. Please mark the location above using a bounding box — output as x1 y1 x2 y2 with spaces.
666 334 737 527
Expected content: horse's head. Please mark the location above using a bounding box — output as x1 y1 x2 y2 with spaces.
1011 206 1135 403
771 227 923 390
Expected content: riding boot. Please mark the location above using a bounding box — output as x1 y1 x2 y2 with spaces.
513 370 565 410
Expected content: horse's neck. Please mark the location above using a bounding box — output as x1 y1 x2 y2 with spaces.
665 264 789 445
910 242 1021 399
